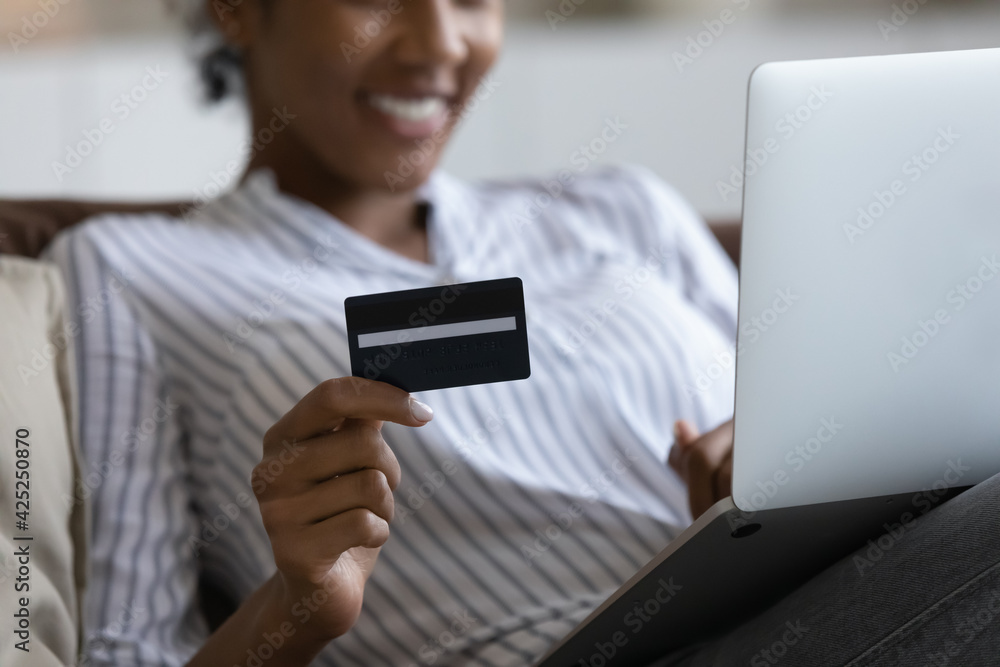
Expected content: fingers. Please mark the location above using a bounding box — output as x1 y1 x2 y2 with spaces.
675 419 700 446
264 377 434 449
669 419 734 519
272 508 391 583
305 508 391 558
303 468 395 525
264 467 395 529
272 420 403 494
668 419 700 474
254 418 401 523
256 377 431 605
259 462 395 575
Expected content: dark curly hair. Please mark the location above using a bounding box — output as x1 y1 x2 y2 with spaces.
166 0 253 103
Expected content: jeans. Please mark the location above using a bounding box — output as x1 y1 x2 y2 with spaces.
653 472 1000 666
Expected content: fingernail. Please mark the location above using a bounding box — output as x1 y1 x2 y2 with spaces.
409 397 434 422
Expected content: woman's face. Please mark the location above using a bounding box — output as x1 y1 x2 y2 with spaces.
234 0 504 193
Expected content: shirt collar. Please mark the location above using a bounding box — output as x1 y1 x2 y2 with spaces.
235 166 463 282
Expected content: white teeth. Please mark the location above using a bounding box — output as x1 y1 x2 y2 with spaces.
368 94 446 122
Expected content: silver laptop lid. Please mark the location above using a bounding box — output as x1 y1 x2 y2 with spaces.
732 47 1000 511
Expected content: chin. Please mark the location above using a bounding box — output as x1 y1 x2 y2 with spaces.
365 152 442 194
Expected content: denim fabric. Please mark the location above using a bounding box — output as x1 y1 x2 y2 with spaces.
653 471 1000 667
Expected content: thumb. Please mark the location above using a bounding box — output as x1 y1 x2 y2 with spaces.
668 419 700 474
674 419 700 447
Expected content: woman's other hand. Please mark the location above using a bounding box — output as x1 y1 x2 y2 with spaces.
668 418 734 520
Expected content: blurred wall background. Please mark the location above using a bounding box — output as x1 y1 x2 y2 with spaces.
0 0 997 220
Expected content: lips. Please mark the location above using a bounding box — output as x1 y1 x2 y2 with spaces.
361 91 454 139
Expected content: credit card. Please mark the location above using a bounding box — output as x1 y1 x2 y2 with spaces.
345 277 531 392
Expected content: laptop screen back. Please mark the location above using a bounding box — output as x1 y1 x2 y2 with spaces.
732 48 1000 511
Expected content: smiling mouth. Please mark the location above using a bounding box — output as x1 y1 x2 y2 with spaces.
361 91 455 139
367 94 449 122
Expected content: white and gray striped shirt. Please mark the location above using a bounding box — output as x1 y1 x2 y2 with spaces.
44 164 738 666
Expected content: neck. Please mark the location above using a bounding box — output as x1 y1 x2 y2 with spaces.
245 127 429 263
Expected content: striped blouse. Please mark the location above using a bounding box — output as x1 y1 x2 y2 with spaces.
44 163 738 666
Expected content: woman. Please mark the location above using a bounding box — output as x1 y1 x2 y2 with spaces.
43 1 1000 665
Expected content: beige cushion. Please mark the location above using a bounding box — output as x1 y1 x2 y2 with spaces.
0 256 86 664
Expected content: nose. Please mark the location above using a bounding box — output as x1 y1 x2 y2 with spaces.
393 0 469 69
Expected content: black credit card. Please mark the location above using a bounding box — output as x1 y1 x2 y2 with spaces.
345 277 531 392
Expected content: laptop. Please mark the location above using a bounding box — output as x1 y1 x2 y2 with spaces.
536 46 1000 666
